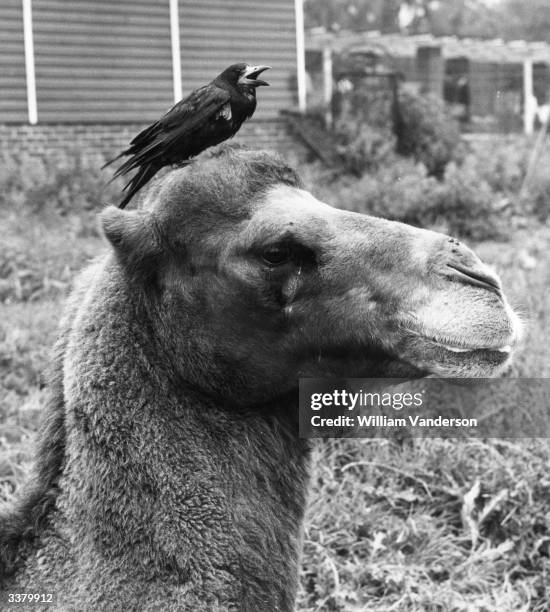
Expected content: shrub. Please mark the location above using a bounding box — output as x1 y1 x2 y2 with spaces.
468 136 550 222
308 154 509 241
0 150 121 306
469 137 529 194
427 159 507 240
334 119 395 175
0 150 122 214
396 87 464 178
526 169 550 222
305 130 550 242
332 85 463 178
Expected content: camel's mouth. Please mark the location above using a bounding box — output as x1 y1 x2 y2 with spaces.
422 335 515 363
416 332 515 356
399 326 520 376
391 279 524 377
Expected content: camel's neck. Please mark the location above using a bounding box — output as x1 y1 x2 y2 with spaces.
56 262 311 610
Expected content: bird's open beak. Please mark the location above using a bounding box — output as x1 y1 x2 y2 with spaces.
242 65 270 87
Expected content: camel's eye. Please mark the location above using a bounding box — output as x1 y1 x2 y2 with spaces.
261 245 291 266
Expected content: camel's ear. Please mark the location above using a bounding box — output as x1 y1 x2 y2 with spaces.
100 206 161 277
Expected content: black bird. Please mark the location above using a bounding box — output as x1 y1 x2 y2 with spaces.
105 63 270 208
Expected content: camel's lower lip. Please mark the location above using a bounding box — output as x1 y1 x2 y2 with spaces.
431 340 513 354
405 328 516 357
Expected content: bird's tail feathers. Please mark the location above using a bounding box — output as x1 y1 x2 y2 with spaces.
111 157 140 181
103 121 161 171
130 121 161 147
101 150 129 170
118 163 160 209
111 138 165 179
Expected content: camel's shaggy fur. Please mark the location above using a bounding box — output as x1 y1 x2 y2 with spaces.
0 147 520 611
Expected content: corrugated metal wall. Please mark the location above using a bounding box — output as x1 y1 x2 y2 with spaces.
0 0 297 124
0 0 28 123
179 0 297 120
32 0 174 122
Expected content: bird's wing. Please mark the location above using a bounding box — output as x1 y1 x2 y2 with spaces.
116 84 232 171
159 83 231 134
108 84 232 181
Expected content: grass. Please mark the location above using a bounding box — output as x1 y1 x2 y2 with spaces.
300 438 550 611
0 156 549 611
0 210 102 503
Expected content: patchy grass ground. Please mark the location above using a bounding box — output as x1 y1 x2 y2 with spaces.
1 191 549 611
0 210 102 503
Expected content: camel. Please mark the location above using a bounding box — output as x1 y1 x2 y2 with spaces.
0 147 521 611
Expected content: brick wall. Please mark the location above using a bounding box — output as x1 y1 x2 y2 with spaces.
0 119 303 161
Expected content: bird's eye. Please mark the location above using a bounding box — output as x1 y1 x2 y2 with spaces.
261 245 291 266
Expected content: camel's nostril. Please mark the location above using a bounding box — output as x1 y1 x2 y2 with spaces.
446 262 502 294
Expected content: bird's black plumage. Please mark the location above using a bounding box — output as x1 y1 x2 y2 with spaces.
105 63 270 208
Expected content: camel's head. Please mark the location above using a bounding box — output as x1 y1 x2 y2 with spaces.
101 148 522 403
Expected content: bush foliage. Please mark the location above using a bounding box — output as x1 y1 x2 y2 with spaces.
315 86 550 240
334 86 463 178
0 132 547 246
0 150 123 306
0 150 122 214
396 88 464 178
304 132 550 241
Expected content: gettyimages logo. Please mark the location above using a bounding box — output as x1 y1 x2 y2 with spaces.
299 378 550 438
310 389 425 411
